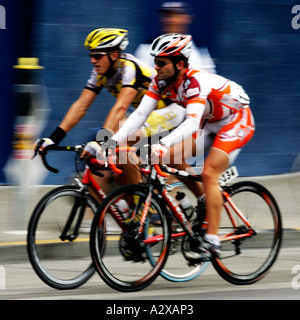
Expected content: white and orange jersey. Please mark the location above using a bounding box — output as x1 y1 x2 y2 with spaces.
112 67 253 149
146 68 250 123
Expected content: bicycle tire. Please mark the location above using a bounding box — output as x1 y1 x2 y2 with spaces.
212 181 282 285
90 184 170 292
145 182 209 282
27 185 100 290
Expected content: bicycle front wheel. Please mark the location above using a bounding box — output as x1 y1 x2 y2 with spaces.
90 184 170 292
213 181 282 285
27 185 99 289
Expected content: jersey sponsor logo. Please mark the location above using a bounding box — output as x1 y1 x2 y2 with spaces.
220 94 246 110
186 87 200 98
183 77 201 99
219 131 236 141
186 113 199 119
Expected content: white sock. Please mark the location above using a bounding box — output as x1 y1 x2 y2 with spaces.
204 234 220 246
197 194 206 203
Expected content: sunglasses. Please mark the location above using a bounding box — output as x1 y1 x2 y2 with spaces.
154 60 170 67
89 52 108 60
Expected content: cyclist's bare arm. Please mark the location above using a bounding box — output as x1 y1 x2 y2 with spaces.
59 88 98 133
112 94 158 144
80 87 138 159
102 86 138 133
33 89 97 153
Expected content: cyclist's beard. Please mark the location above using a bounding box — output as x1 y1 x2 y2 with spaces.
166 62 180 84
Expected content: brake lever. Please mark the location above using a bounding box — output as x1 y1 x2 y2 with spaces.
86 158 104 177
31 138 44 159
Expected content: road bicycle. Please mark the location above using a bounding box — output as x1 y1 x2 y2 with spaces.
90 145 282 292
27 144 207 290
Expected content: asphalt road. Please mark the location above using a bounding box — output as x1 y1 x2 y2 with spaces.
1 173 300 301
0 233 300 300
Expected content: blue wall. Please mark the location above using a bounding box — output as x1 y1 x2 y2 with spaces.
212 0 300 176
1 0 300 184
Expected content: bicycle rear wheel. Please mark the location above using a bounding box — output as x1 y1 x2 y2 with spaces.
90 184 170 292
27 185 100 289
212 181 282 285
146 182 209 282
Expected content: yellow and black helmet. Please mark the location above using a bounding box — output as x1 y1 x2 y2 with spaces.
84 28 129 51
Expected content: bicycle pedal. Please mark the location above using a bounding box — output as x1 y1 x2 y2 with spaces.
187 260 207 267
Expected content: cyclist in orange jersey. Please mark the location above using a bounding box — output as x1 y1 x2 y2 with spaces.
108 33 255 261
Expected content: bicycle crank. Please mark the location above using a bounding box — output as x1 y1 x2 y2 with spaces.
119 231 146 262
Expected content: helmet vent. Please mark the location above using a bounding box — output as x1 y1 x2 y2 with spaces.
159 42 169 51
151 38 160 51
164 47 175 54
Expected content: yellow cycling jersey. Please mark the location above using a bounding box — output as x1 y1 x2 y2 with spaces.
85 53 167 109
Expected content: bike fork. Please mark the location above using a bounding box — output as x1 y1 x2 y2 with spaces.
60 186 88 241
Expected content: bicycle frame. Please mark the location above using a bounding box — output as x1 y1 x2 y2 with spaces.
38 145 160 237
38 145 126 237
40 145 256 249
220 190 256 242
109 147 257 249
81 161 106 201
73 158 126 232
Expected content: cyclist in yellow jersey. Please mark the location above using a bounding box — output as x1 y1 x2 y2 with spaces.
35 28 185 188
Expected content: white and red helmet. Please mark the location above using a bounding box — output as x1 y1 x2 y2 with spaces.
150 33 192 59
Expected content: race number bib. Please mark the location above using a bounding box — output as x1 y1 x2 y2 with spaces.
219 166 239 186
